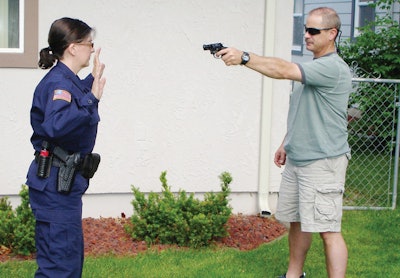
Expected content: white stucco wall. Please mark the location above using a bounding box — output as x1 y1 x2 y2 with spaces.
0 0 292 218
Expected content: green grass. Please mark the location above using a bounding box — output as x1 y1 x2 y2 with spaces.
1 209 399 277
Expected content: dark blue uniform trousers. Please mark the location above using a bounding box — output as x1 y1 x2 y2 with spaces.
29 173 88 278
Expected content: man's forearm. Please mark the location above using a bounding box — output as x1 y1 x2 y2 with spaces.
245 53 302 81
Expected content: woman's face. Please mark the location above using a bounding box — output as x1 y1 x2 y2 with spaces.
74 36 95 68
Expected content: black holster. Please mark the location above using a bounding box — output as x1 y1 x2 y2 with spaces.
53 147 80 194
81 153 101 179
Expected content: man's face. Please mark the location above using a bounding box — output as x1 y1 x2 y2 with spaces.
304 14 335 56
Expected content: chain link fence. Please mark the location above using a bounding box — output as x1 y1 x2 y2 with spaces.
345 77 400 210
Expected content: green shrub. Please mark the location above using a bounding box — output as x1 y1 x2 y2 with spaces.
0 197 15 248
126 171 232 248
0 185 36 256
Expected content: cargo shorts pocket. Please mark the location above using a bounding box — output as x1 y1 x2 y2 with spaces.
314 184 344 222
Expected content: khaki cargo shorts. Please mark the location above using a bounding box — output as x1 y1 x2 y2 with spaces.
275 154 349 233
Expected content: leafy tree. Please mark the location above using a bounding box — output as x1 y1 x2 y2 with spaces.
340 0 400 78
340 0 400 152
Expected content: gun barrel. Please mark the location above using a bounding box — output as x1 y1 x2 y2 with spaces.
204 43 222 49
203 44 211 50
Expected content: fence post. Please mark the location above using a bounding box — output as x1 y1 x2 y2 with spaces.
392 84 400 209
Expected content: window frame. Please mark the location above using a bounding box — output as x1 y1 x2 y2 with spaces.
0 0 38 68
353 0 375 37
292 0 304 56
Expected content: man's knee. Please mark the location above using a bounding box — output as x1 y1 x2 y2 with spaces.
319 231 343 242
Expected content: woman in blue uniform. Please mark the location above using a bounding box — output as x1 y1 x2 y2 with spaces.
26 17 106 277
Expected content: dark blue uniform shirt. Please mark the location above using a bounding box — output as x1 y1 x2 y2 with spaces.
30 61 100 155
27 61 100 194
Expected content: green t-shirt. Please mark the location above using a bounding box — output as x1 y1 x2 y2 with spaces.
284 53 352 166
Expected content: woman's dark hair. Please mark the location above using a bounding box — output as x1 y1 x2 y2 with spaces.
38 17 93 69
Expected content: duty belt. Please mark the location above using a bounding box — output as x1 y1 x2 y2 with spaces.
34 142 101 183
34 144 83 194
34 151 82 169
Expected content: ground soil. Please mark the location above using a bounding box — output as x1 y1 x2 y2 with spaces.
0 214 287 262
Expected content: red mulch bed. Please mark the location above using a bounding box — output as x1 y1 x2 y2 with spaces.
0 214 287 262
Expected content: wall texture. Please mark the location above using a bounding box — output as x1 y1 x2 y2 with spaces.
0 0 293 217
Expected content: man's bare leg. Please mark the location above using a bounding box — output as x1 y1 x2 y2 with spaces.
320 232 347 278
285 222 312 278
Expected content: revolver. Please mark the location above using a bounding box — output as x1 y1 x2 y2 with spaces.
203 43 227 58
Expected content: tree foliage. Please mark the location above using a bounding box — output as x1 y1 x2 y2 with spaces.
340 0 400 78
340 0 400 152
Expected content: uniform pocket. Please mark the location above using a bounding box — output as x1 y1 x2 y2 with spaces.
314 184 344 221
49 222 82 259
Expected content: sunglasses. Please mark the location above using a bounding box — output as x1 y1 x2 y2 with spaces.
76 41 94 48
304 25 334 36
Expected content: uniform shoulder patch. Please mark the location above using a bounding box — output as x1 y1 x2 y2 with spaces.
53 89 72 103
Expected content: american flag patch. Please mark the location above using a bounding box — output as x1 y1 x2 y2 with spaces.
53 89 71 102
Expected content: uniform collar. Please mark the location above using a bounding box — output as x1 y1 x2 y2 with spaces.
55 61 79 79
55 61 88 93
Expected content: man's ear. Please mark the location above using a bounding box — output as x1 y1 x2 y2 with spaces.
329 28 339 41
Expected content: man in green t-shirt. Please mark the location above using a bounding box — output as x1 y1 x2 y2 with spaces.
217 7 351 278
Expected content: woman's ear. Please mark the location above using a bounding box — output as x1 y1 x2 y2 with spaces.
66 43 77 57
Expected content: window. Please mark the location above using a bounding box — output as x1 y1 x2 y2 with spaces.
354 0 375 36
292 0 304 55
0 0 38 68
0 0 21 50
